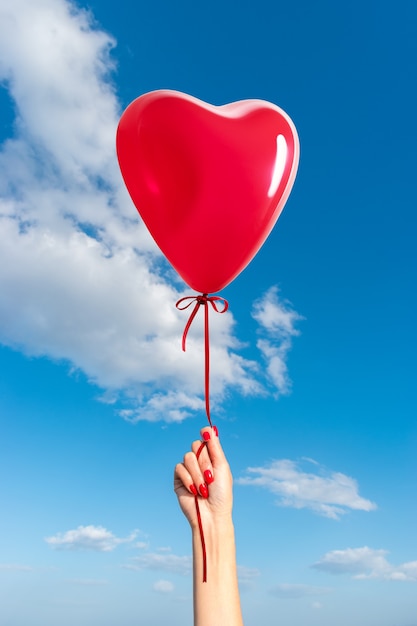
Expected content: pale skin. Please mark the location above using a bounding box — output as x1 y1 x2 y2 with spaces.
174 426 244 626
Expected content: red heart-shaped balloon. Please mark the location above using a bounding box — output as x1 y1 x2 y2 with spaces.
116 90 299 293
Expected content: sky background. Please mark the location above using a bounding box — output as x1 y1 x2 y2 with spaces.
0 0 416 625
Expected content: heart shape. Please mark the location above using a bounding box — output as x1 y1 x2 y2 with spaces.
116 90 299 293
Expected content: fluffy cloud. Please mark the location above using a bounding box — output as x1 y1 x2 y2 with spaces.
0 0 301 422
313 547 417 581
237 458 376 519
269 583 332 599
252 287 303 395
45 525 137 551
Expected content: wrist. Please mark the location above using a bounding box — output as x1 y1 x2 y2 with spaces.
190 513 235 538
192 515 236 571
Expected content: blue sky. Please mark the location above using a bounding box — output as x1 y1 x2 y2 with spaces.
0 0 416 624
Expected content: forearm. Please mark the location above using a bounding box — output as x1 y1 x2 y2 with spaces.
192 517 244 626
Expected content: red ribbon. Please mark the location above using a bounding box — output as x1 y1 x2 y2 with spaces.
176 294 229 427
194 440 208 582
176 293 229 582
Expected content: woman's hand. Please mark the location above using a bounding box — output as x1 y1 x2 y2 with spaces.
174 426 244 626
174 426 233 530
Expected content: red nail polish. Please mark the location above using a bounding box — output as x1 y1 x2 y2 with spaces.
190 484 198 496
199 483 209 498
203 431 210 441
213 425 219 437
204 470 214 484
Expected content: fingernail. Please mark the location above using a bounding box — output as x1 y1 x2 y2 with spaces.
190 484 198 496
203 431 211 441
204 470 214 484
213 425 219 437
199 483 209 498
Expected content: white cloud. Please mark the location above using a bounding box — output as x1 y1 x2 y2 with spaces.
237 458 376 519
119 391 205 424
269 583 332 599
153 579 175 594
252 287 303 395
45 525 137 551
252 286 302 336
313 547 417 581
0 0 301 422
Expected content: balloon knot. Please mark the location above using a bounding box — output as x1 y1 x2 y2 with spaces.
176 294 228 351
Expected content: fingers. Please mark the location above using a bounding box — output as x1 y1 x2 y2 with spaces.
199 425 227 470
174 425 225 500
174 462 199 497
185 446 212 497
191 439 214 489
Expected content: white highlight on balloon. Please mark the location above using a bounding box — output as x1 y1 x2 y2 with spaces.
267 134 288 198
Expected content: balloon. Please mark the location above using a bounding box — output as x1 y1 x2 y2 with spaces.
116 90 299 294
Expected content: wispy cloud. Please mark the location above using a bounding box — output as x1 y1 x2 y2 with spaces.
313 547 417 581
134 541 150 550
252 287 303 395
237 458 376 519
125 551 192 576
66 578 109 586
45 525 137 551
153 579 175 594
124 548 258 584
269 583 332 599
237 565 261 588
312 601 323 610
0 563 33 572
0 0 302 422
